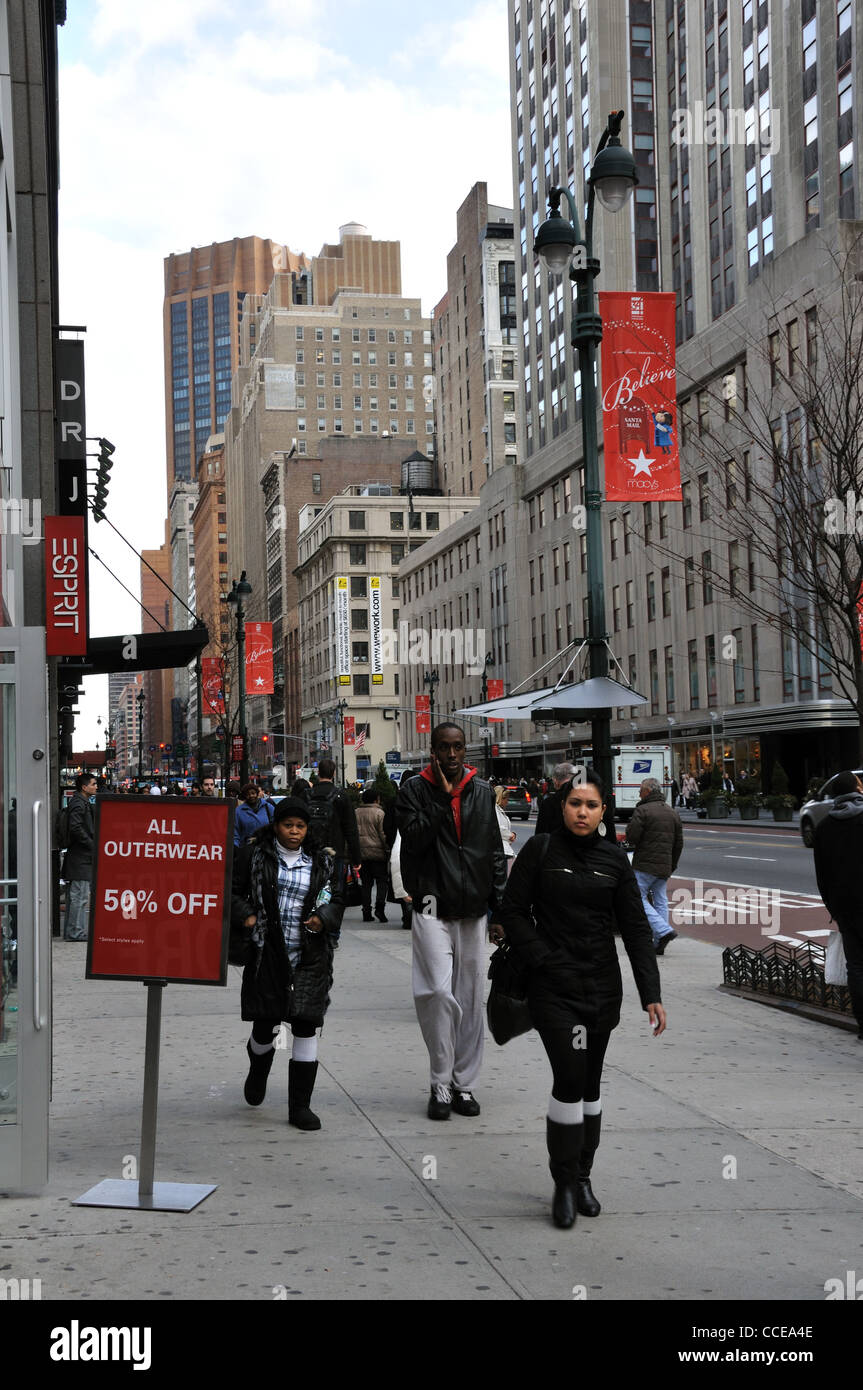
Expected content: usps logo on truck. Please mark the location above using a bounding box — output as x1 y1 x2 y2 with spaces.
632 760 654 774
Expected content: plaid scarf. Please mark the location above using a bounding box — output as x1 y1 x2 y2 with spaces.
249 842 313 967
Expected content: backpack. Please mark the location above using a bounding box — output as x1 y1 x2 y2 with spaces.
307 786 340 851
55 804 72 850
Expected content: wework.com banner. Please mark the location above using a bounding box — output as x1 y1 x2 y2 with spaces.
598 291 681 502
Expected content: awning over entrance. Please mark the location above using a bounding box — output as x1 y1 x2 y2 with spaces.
57 626 210 676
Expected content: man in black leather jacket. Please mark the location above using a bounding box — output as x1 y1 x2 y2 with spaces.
396 723 506 1121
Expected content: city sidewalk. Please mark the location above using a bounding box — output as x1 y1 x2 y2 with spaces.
6 909 862 1303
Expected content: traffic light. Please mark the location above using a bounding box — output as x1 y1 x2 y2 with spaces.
58 681 83 761
262 734 269 745
91 438 115 522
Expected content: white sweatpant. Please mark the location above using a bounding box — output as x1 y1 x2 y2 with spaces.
411 910 487 1089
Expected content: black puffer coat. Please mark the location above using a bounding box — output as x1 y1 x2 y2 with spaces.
231 828 345 1025
499 829 661 1032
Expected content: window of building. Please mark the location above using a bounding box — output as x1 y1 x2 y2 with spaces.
426 512 439 530
352 641 369 664
350 577 367 599
351 608 368 630
312 473 321 494
348 511 365 530
391 543 405 563
688 639 700 706
646 572 656 621
349 543 366 565
390 511 404 530
353 674 370 695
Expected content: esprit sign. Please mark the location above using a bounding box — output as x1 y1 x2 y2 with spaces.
45 516 87 655
87 796 234 984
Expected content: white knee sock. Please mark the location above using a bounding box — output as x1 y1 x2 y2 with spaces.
583 1097 602 1116
249 1033 276 1056
547 1095 584 1125
291 1034 318 1063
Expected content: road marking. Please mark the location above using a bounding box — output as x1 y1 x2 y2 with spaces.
798 929 831 938
725 855 777 861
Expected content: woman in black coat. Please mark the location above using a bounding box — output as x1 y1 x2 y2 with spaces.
497 771 666 1229
231 796 344 1129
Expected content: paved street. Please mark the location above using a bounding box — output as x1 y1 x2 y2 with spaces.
4 889 862 1307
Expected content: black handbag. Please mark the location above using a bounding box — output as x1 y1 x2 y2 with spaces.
486 943 533 1045
344 865 363 908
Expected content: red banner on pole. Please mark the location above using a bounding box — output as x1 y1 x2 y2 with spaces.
486 678 504 700
86 795 234 985
201 657 226 717
45 516 87 655
343 716 355 746
598 291 681 502
415 694 431 734
245 622 274 695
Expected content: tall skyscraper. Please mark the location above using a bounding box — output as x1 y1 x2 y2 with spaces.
502 0 863 790
433 183 520 497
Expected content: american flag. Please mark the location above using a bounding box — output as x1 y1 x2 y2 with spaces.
354 728 366 751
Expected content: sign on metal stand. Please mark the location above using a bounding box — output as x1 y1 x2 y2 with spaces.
74 794 234 1212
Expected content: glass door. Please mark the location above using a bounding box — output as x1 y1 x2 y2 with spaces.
0 629 50 1192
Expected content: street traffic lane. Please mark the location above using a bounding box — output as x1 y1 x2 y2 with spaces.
667 874 832 953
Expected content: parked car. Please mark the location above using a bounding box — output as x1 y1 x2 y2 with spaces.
799 769 863 848
503 785 532 821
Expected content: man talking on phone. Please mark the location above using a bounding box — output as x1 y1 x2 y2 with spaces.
396 723 507 1120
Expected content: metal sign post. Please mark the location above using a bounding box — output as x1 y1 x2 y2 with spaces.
73 795 233 1213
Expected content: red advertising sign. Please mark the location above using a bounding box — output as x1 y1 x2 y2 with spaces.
201 657 226 716
45 516 87 655
86 796 234 985
343 715 355 746
415 694 431 734
246 622 274 695
486 679 504 700
598 291 682 502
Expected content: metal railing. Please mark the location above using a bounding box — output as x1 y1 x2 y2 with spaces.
722 940 853 1017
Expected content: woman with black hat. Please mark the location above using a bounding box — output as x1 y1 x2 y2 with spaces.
231 796 345 1129
495 770 666 1229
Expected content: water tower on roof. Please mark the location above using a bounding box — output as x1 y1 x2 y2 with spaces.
339 222 369 239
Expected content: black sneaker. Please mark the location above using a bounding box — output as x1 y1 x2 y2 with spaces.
655 930 678 956
427 1084 452 1120
451 1087 480 1117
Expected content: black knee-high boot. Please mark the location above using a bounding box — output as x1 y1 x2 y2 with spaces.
576 1112 602 1216
288 1059 321 1130
546 1119 584 1229
244 1039 276 1106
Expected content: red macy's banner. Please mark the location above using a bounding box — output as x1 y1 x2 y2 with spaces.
415 694 430 734
598 291 682 502
246 621 274 695
343 715 355 746
87 796 234 985
201 657 226 717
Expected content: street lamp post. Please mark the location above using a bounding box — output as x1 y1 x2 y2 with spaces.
479 651 494 779
534 109 638 811
423 669 440 729
709 710 718 767
226 570 252 787
136 689 145 780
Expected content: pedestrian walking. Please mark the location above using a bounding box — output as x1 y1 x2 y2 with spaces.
534 762 577 835
233 782 274 847
396 723 506 1119
495 785 518 874
496 771 666 1228
624 778 684 953
356 788 389 922
681 773 698 808
290 777 312 803
62 773 97 941
231 797 345 1128
306 759 362 946
813 770 863 1040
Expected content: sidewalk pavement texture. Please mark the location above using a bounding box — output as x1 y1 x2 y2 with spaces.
6 907 862 1303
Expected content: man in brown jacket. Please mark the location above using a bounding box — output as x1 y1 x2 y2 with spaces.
625 778 684 954
356 788 389 922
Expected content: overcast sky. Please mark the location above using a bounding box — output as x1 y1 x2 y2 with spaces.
58 0 513 745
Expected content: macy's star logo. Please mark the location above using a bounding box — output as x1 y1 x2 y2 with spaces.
628 447 656 478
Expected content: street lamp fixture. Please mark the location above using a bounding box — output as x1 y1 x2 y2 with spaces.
423 668 440 728
225 570 252 787
533 110 637 814
136 689 145 780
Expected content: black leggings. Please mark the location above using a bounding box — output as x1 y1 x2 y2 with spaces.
252 1018 316 1044
536 1024 612 1103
